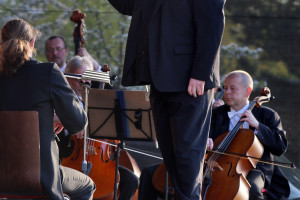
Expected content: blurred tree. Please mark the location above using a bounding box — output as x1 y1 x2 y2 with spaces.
224 0 300 79
220 43 263 76
1 0 299 82
0 0 130 88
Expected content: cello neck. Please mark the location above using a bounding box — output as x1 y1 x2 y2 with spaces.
215 88 224 100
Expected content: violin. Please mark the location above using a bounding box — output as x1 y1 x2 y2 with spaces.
201 87 272 200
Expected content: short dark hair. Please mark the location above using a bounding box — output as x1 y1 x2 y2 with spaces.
45 35 68 49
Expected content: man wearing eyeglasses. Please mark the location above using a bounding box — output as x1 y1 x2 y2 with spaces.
45 35 100 72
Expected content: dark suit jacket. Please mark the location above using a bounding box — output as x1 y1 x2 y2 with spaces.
210 104 288 188
0 59 87 199
108 0 225 92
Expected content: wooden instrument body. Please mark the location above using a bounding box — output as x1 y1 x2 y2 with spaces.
61 136 140 200
152 162 173 195
203 129 264 200
62 136 118 199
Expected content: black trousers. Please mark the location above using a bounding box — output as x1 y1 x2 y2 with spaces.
118 166 139 200
150 86 213 200
247 169 265 200
138 164 160 200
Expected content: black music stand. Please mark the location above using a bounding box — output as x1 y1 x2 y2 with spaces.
85 88 156 200
86 89 156 141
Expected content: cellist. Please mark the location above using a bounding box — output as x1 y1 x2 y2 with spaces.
58 55 139 200
207 70 289 200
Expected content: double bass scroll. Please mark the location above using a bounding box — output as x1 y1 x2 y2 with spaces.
70 9 86 55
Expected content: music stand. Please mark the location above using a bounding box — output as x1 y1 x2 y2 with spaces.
84 88 156 199
86 89 156 141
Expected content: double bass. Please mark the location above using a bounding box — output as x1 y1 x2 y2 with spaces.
61 9 140 200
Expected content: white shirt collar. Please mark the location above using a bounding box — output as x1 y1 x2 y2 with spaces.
60 63 67 72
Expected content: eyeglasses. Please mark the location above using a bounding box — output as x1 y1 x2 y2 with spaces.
46 47 66 54
75 79 91 87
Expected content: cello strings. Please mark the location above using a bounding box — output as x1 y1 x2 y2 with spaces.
213 100 257 162
85 137 163 160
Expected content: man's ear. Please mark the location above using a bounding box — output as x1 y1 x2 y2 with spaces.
30 38 35 49
66 48 69 56
246 87 252 97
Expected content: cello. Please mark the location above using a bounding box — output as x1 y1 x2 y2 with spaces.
62 136 118 199
61 9 140 200
201 87 272 200
152 87 274 199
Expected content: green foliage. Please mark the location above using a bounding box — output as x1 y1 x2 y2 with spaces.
0 0 299 88
223 0 300 80
258 61 295 79
0 0 129 88
220 43 263 75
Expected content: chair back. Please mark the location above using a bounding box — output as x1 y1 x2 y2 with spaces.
0 111 43 196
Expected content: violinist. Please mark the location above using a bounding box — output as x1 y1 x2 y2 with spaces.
0 18 95 200
208 70 289 200
58 55 139 200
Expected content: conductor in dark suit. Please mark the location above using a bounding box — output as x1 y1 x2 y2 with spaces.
208 70 289 200
107 0 226 199
0 19 95 200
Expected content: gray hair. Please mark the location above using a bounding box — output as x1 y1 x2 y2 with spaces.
65 56 93 73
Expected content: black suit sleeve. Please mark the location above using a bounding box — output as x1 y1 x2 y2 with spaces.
50 64 87 134
191 0 225 81
108 0 136 15
255 108 287 156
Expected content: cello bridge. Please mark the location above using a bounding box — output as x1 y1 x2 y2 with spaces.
206 160 223 171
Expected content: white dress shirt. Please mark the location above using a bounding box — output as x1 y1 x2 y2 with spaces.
228 103 250 131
